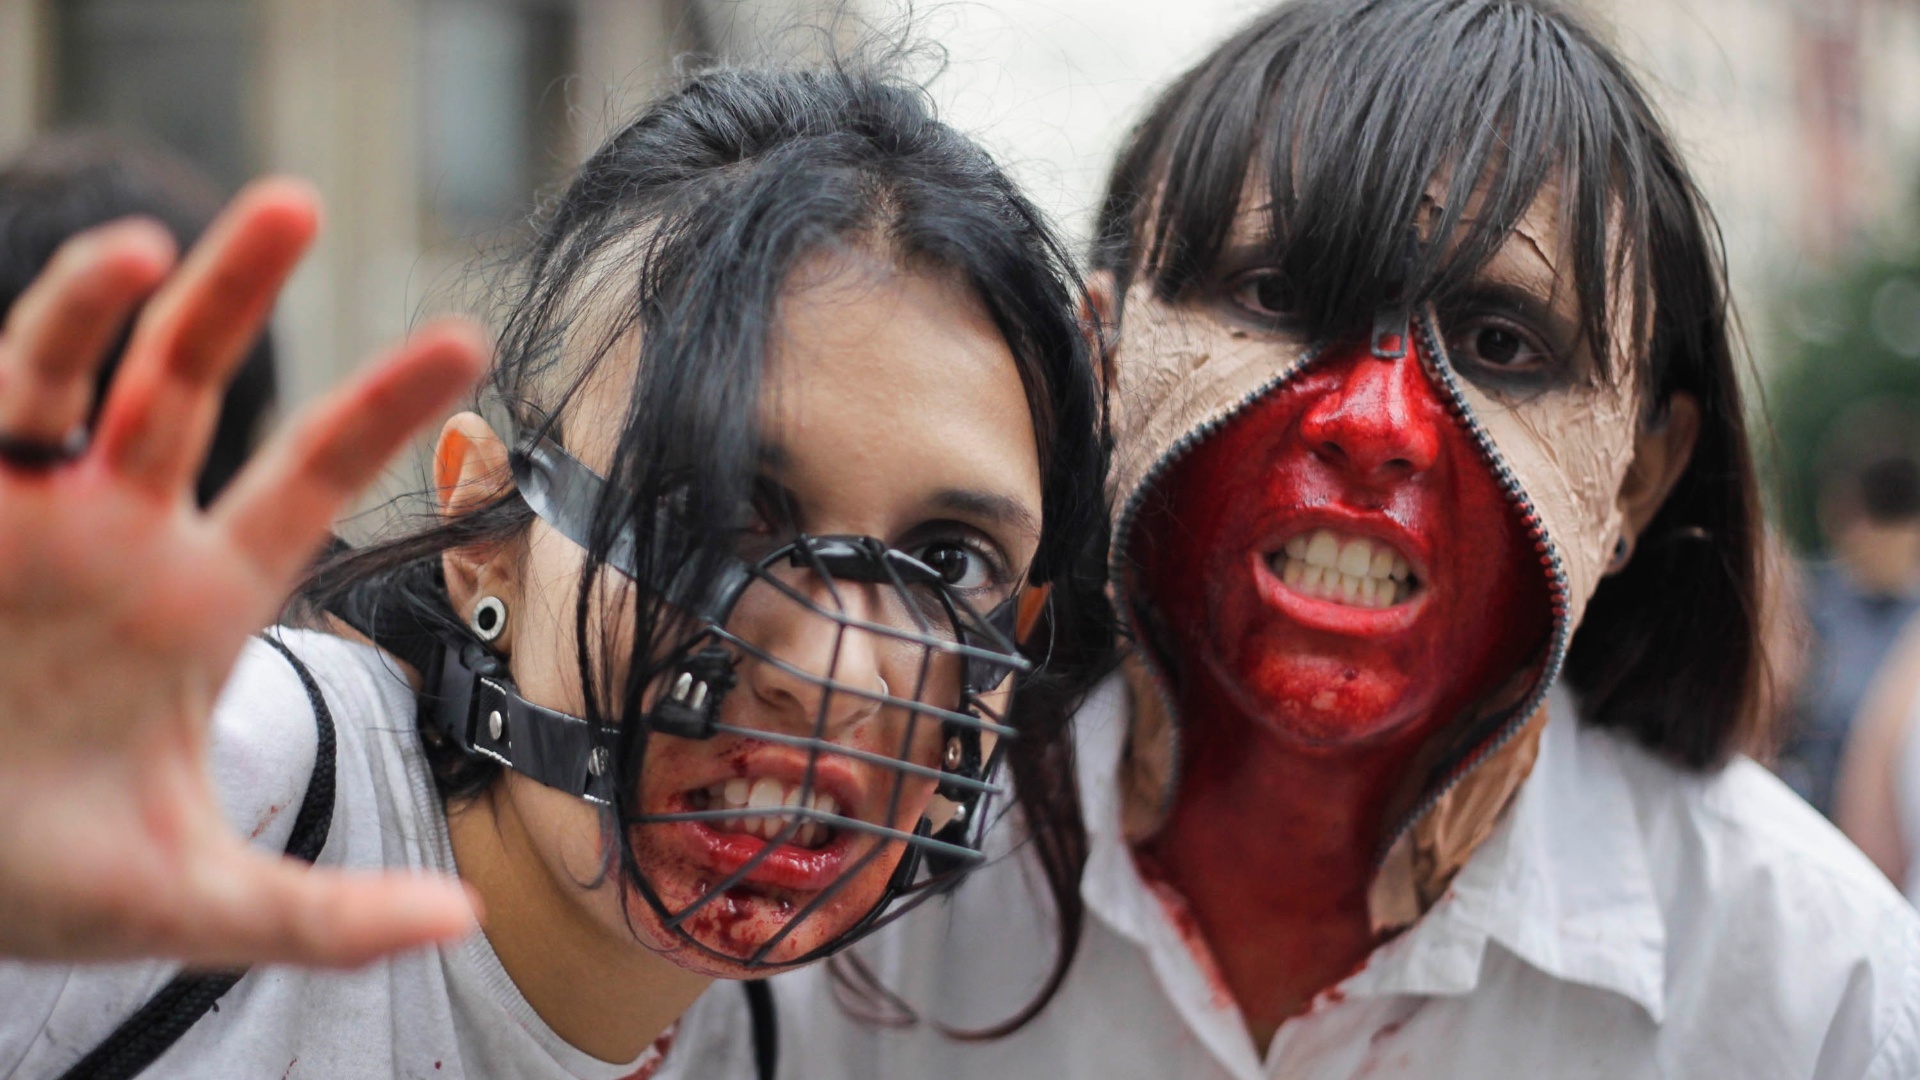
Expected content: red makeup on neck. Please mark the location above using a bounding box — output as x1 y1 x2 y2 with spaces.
1131 334 1550 1038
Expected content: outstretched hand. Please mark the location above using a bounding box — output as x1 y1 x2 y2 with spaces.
0 179 486 968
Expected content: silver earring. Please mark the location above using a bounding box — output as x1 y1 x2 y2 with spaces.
470 596 507 642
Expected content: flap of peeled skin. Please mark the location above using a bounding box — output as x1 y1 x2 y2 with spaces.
1106 295 1317 838
1440 339 1640 638
1105 299 1317 534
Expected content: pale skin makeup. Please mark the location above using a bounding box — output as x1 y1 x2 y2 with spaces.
1112 178 1699 1050
434 248 1043 1062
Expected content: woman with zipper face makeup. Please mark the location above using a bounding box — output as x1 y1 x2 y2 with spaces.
660 2 1920 1077
0 65 1109 1079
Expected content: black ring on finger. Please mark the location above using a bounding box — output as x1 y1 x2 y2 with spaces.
0 427 87 470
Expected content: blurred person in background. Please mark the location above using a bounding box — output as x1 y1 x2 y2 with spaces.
1778 407 1920 816
0 133 278 506
1835 608 1920 903
1830 413 1920 901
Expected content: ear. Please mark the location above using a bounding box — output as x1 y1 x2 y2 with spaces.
436 411 520 648
1617 392 1701 547
1083 270 1120 392
1015 583 1053 644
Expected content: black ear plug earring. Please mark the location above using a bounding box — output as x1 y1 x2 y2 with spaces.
1607 535 1633 573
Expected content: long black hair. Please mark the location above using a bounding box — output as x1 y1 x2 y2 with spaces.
303 61 1108 1025
1093 0 1764 767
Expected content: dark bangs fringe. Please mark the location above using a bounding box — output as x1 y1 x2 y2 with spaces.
1093 0 1765 766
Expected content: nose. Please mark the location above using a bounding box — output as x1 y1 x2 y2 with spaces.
738 576 889 738
1295 340 1444 484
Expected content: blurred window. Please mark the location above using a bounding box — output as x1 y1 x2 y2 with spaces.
420 0 576 242
52 0 257 192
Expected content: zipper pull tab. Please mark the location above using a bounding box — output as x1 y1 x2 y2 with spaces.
1371 306 1410 360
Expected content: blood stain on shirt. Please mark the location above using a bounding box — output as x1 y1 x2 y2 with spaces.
1133 849 1237 1011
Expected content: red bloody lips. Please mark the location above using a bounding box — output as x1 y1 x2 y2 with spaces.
1252 516 1432 638
652 747 884 892
624 735 933 963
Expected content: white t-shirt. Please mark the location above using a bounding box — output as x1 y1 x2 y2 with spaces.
0 629 701 1080
1895 692 1920 905
661 676 1920 1080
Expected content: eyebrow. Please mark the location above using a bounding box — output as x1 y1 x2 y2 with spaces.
759 440 1041 539
930 488 1041 539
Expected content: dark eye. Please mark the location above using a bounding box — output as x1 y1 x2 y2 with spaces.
919 542 992 590
1448 318 1552 373
1226 269 1296 321
745 479 797 535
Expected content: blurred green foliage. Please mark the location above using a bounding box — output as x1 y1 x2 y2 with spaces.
1767 240 1920 554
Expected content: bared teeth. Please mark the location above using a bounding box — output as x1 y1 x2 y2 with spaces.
1270 528 1417 609
698 777 843 848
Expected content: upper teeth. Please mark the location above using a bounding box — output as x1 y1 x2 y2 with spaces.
699 777 841 847
1273 529 1414 609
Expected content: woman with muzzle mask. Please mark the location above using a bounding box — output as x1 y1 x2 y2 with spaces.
0 65 1109 1079
660 2 1920 1077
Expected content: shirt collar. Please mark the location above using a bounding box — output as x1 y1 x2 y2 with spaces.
1411 683 1669 1021
1076 676 1669 1048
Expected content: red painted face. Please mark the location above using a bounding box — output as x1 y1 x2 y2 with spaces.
1134 336 1550 751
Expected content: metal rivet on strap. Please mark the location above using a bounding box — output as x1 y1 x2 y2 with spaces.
588 746 611 777
487 710 504 741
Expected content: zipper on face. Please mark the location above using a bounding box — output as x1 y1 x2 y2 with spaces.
1372 309 1572 864
1106 312 1572 869
1107 343 1325 829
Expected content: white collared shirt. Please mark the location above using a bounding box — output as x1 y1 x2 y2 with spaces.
663 674 1920 1079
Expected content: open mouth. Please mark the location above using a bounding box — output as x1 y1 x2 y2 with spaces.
1268 528 1421 609
686 777 842 850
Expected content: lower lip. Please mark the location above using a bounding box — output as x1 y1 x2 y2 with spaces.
674 820 858 893
1250 552 1427 636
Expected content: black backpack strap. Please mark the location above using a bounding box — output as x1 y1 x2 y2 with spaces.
56 633 338 1080
744 979 779 1080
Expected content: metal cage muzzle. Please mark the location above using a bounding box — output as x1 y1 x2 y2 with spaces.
426 435 1033 969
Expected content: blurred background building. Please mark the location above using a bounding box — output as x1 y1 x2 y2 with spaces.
0 0 846 410
2 0 1916 402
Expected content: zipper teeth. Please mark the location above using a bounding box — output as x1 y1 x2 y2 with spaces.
1369 313 1571 865
1106 318 1571 870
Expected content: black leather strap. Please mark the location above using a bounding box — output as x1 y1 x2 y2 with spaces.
56 634 337 1080
464 666 618 805
745 979 779 1080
